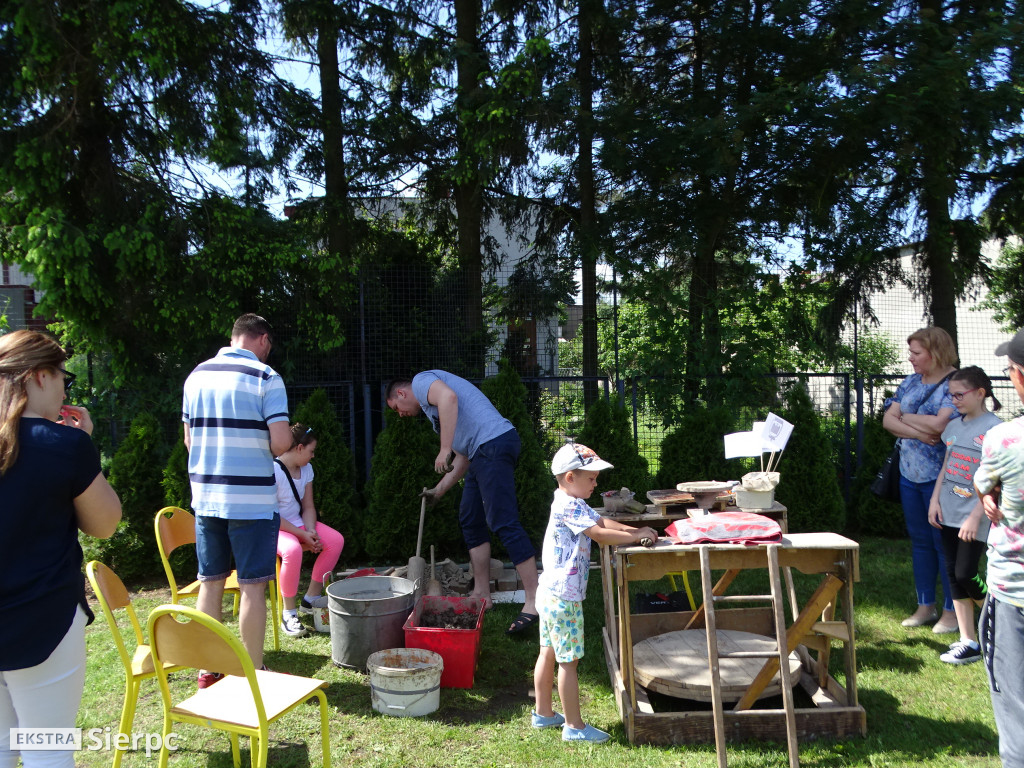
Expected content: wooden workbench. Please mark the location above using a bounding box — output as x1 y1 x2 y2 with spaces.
602 500 789 532
600 532 866 746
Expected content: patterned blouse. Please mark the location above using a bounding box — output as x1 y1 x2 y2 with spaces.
885 373 957 484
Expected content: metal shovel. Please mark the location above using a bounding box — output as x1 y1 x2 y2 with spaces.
407 488 427 588
426 545 443 596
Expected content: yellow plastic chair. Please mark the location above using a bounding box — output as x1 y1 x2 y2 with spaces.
85 561 185 768
147 605 331 768
154 506 279 651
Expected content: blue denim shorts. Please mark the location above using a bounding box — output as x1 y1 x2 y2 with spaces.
196 513 279 584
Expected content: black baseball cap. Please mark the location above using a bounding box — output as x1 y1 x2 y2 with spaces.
995 330 1024 367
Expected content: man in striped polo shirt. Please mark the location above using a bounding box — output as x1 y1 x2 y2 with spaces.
182 314 291 680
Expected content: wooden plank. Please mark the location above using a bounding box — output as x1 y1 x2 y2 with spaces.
616 549 637 716
817 603 836 690
685 568 740 629
700 547 729 768
734 574 844 710
633 629 801 701
629 707 867 746
766 544 800 768
635 683 655 715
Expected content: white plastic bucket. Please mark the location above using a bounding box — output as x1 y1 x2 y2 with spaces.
366 648 443 717
735 488 775 509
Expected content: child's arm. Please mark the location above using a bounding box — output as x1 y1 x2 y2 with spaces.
959 500 985 542
928 446 952 529
583 517 659 546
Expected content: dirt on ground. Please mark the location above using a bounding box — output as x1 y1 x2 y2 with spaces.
417 607 479 630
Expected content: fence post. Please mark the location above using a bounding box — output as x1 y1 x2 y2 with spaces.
843 373 851 508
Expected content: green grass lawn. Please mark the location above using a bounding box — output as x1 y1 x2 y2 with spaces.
75 536 1000 767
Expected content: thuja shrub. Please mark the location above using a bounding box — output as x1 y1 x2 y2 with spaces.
849 414 905 538
479 360 556 553
774 382 845 533
292 388 360 560
574 395 651 498
364 409 464 562
92 412 168 581
162 426 191 510
656 404 742 489
159 427 197 580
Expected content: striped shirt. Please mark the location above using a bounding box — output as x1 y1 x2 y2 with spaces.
182 347 289 520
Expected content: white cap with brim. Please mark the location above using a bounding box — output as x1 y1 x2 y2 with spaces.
995 329 1024 367
551 443 614 475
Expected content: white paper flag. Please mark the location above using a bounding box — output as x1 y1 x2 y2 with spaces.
762 412 794 451
724 431 764 459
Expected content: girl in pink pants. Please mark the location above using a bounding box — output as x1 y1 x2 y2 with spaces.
274 424 344 637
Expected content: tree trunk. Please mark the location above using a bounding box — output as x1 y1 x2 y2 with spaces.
454 0 485 376
317 7 350 264
579 0 599 407
915 0 958 351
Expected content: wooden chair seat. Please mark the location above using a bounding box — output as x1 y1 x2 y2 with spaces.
171 670 328 728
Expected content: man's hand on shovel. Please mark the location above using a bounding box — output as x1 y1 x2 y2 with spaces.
419 486 442 509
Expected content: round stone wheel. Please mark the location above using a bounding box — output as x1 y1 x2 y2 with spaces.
632 629 802 703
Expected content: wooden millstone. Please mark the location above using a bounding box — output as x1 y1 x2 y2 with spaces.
632 629 802 703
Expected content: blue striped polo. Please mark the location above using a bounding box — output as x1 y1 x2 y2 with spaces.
182 347 289 520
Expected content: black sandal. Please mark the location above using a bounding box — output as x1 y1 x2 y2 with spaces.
506 611 539 635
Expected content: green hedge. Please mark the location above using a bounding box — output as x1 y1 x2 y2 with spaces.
86 412 168 581
655 404 745 490
292 388 360 560
849 414 905 538
364 409 464 562
478 361 555 552
773 382 845 533
574 394 651 498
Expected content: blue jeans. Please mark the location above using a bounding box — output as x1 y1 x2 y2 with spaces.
900 477 953 611
981 595 1024 768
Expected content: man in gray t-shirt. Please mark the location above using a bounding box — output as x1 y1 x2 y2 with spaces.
386 371 540 634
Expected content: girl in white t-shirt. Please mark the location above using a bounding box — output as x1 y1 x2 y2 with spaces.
275 423 344 637
928 366 1002 663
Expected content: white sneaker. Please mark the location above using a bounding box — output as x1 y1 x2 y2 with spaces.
281 614 309 637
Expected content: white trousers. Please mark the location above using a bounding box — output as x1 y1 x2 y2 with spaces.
0 605 87 768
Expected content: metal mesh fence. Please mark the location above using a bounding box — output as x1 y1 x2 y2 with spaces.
85 238 1021 502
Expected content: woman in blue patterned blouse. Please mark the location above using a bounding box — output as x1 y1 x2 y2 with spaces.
882 327 959 633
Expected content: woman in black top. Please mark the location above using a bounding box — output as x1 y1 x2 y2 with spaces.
0 330 121 768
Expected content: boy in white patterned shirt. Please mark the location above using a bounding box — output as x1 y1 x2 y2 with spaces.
531 443 658 743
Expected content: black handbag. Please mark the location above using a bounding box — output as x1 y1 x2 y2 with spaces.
871 442 902 502
871 373 952 503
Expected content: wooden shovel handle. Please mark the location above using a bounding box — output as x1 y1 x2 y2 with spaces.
416 487 427 559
